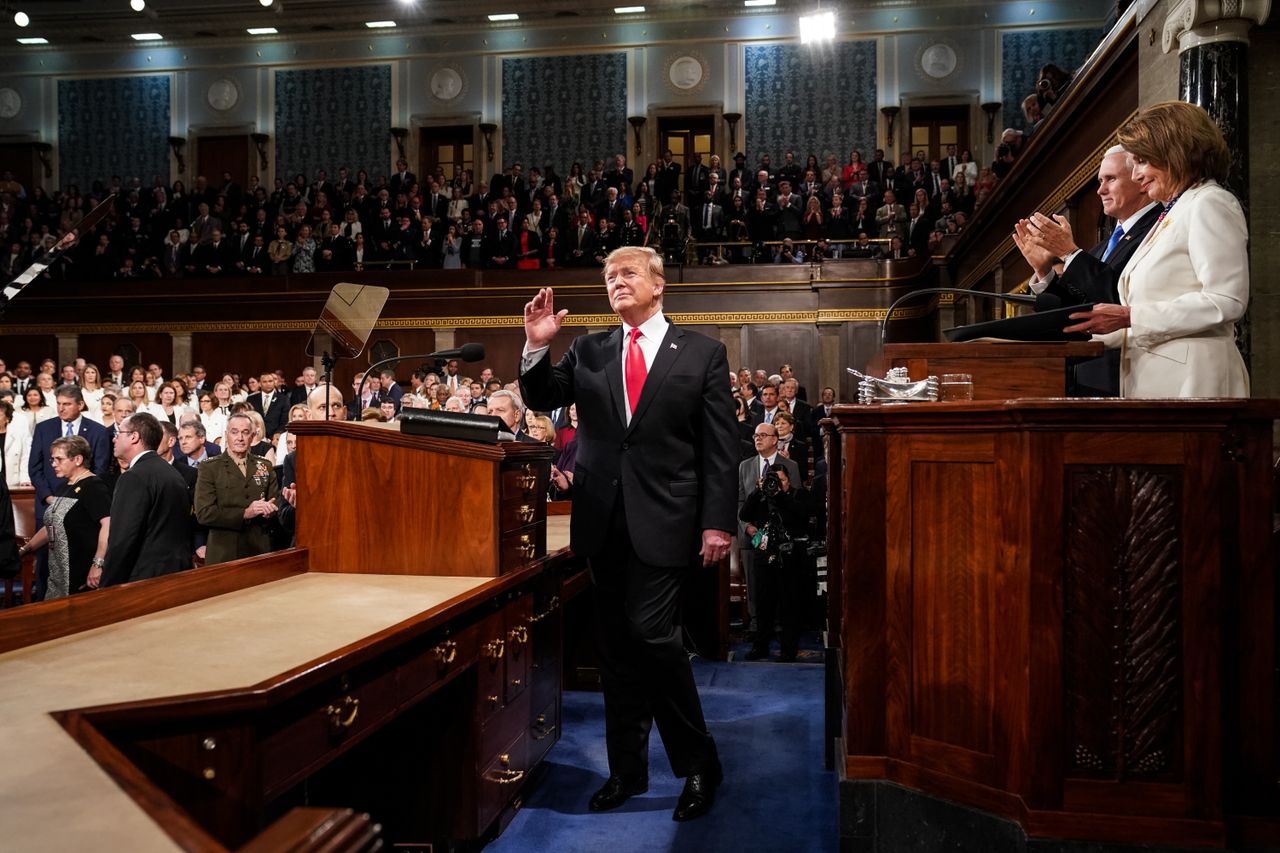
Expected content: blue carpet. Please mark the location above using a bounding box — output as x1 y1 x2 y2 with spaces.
485 658 835 853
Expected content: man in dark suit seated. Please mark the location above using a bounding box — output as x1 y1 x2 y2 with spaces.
1013 145 1161 396
100 412 195 586
519 246 736 822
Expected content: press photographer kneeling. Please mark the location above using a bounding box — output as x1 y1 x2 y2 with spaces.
739 460 810 662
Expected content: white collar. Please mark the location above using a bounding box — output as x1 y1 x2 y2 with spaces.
621 309 668 342
1119 201 1160 235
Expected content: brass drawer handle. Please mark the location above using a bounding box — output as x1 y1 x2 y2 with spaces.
325 695 360 735
518 533 536 560
508 624 529 646
485 768 525 785
518 503 536 523
530 595 560 623
518 464 537 491
432 639 458 666
510 677 523 689
532 713 555 741
483 638 505 661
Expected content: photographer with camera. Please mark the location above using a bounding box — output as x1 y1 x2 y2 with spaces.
738 424 806 661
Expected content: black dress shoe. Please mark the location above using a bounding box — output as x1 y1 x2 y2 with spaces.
588 775 648 812
743 646 770 661
672 765 723 822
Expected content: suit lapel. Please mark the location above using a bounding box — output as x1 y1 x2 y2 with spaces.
602 328 628 428
625 323 686 436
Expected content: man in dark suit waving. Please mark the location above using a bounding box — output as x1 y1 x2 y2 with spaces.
519 246 737 822
1014 145 1161 396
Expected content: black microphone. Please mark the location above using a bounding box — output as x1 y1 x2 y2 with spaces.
879 287 1038 347
428 342 485 362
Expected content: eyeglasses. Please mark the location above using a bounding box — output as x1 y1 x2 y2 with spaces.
114 429 135 437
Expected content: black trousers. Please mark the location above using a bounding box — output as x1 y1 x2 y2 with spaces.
750 546 807 656
589 502 719 781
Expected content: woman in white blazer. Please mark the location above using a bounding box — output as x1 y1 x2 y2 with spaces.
1067 101 1248 398
0 400 31 487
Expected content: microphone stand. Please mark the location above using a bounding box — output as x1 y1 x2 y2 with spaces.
879 287 1037 347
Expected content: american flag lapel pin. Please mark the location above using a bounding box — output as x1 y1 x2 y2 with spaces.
670 343 678 350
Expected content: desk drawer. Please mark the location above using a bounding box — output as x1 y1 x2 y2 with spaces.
398 624 478 707
476 727 529 834
259 664 399 798
499 495 543 533
500 523 545 572
501 462 547 503
528 696 559 768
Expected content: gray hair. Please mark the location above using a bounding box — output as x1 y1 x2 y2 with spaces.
1104 144 1126 157
487 389 523 417
180 420 207 439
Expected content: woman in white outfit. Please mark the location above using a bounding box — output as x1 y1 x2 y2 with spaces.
1066 101 1248 398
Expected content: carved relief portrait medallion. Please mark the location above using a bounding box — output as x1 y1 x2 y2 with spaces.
0 88 21 119
207 78 240 112
665 53 709 95
917 42 960 81
429 66 466 102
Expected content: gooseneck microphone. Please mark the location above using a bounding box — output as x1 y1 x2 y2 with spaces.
878 287 1037 347
355 344 486 418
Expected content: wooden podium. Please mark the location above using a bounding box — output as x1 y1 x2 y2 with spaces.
879 341 1104 398
827 399 1280 849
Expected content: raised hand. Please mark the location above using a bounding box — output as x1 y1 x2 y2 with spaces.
523 287 568 350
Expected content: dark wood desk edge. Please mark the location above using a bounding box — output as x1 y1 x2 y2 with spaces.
0 550 310 655
290 420 557 463
883 342 1106 358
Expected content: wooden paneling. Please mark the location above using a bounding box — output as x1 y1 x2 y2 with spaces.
79 333 173 375
834 399 1280 847
196 134 252 187
0 334 58 364
744 324 818 395
883 342 1104 400
191 331 311 383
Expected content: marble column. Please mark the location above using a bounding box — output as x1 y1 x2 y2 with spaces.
1163 0 1270 365
170 333 193 377
55 334 78 369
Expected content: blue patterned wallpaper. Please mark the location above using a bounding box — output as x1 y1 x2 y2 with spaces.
58 76 170 190
744 42 877 168
1001 28 1102 131
275 65 391 182
502 53 627 173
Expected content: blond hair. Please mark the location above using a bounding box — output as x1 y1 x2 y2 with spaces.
603 246 664 284
1118 101 1230 191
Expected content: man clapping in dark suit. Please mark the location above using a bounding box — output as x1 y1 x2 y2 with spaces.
519 246 736 823
249 372 291 440
1014 145 1161 396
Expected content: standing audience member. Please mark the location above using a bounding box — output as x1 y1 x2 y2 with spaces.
194 412 280 565
17 435 111 597
0 400 31 487
100 412 193 586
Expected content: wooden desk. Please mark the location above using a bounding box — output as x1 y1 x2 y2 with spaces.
0 426 570 851
829 399 1280 849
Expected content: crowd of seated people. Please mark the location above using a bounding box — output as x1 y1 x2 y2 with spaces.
0 349 837 603
0 132 1033 281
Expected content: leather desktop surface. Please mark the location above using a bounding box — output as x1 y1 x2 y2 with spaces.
0 572 492 852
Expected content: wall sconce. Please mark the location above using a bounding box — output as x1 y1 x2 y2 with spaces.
250 133 270 171
479 122 498 162
167 135 186 174
33 142 52 178
627 116 646 157
981 102 1002 144
880 106 900 147
722 112 741 155
390 126 408 161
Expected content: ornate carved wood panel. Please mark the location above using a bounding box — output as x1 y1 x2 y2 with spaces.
1063 466 1182 781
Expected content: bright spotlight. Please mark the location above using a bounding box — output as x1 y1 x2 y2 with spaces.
259 0 274 6
14 10 30 27
130 0 145 10
799 11 835 44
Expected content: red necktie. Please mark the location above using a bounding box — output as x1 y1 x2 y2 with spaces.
625 328 647 414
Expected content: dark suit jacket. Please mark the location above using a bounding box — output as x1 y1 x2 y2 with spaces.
519 321 738 566
29 417 111 526
101 451 194 586
249 390 291 439
1035 204 1162 396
